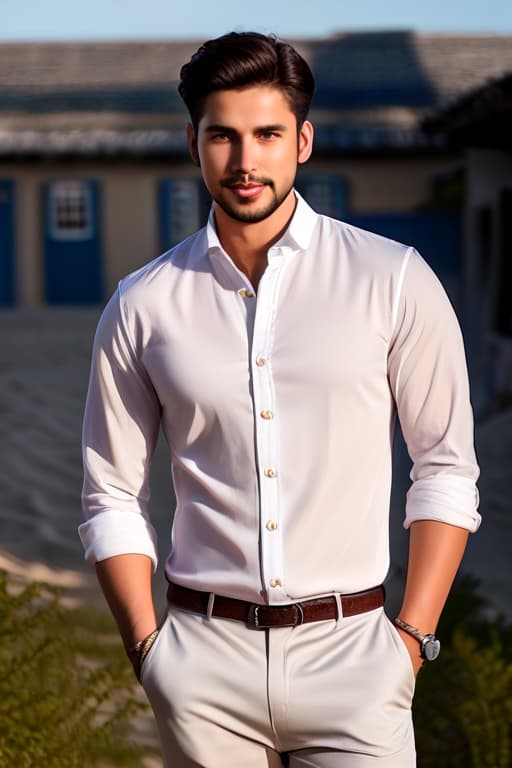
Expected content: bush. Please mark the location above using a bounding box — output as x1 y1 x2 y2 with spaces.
0 570 157 767
414 575 512 767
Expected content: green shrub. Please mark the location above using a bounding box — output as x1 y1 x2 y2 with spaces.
0 570 156 767
414 576 512 767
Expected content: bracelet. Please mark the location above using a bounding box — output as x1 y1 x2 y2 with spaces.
128 628 160 680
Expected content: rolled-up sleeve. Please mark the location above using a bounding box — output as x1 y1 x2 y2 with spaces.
388 248 481 532
79 287 161 568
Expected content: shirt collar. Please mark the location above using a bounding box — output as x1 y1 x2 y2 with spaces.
206 190 319 255
280 190 319 251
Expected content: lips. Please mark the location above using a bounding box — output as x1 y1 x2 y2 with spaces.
230 183 266 199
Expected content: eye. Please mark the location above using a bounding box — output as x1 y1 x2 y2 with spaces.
259 130 280 140
210 133 230 142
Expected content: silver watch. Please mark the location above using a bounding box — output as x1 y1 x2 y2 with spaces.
394 616 441 661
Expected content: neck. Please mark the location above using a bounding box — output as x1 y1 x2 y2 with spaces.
213 190 296 290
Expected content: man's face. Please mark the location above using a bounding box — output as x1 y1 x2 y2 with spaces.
188 85 313 224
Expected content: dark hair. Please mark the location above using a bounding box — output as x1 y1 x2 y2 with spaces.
178 32 315 130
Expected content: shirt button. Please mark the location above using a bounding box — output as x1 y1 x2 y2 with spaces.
238 288 255 298
264 467 277 478
256 355 267 366
260 409 273 420
266 520 278 531
269 578 282 588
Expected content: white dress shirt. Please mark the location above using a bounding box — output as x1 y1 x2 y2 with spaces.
79 192 480 604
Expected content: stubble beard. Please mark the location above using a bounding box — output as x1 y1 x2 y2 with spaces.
214 179 295 224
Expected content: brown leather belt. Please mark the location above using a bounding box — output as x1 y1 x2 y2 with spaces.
167 582 385 629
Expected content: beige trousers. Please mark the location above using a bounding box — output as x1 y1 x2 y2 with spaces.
141 602 416 767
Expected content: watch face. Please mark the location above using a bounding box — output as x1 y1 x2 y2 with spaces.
422 635 441 661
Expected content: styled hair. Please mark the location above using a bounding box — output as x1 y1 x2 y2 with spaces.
178 32 315 130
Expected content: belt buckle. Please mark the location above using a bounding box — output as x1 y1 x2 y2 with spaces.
247 604 264 629
247 603 304 629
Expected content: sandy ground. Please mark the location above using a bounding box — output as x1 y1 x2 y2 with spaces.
1 307 510 760
0 308 175 610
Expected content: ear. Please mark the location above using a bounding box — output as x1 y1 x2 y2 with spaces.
297 120 314 165
187 123 200 167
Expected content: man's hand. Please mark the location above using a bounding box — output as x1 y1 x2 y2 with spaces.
395 625 424 677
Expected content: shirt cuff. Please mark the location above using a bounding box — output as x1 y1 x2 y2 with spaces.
405 475 481 532
78 508 159 571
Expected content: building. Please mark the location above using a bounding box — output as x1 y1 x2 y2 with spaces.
424 72 512 412
2 31 512 307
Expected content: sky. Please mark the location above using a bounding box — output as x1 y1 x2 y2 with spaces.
2 0 512 41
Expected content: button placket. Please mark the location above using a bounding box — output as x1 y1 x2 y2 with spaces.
250 255 287 601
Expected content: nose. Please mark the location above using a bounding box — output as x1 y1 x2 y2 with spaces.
230 137 257 176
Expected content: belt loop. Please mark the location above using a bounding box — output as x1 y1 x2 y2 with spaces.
206 592 216 620
334 593 343 628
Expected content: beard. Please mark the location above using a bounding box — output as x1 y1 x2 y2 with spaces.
214 176 294 224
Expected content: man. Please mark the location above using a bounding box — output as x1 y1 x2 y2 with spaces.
79 32 480 767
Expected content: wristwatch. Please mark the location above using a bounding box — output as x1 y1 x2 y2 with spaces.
394 616 441 661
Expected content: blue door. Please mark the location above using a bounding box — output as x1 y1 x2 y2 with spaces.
158 178 210 252
44 179 103 304
0 179 15 306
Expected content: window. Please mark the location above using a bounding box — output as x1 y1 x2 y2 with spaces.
50 180 93 240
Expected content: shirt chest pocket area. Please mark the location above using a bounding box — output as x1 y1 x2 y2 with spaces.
272 314 389 399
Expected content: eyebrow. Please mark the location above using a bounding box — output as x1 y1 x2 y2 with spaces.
203 123 289 134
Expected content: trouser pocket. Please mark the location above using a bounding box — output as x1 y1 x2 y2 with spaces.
139 611 170 685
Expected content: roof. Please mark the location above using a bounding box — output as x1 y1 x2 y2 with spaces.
1 31 512 157
423 71 512 149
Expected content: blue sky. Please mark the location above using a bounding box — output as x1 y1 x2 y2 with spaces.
2 0 512 40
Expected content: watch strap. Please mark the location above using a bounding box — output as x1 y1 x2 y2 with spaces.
394 616 426 643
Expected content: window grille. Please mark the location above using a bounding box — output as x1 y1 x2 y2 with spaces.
50 181 93 240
